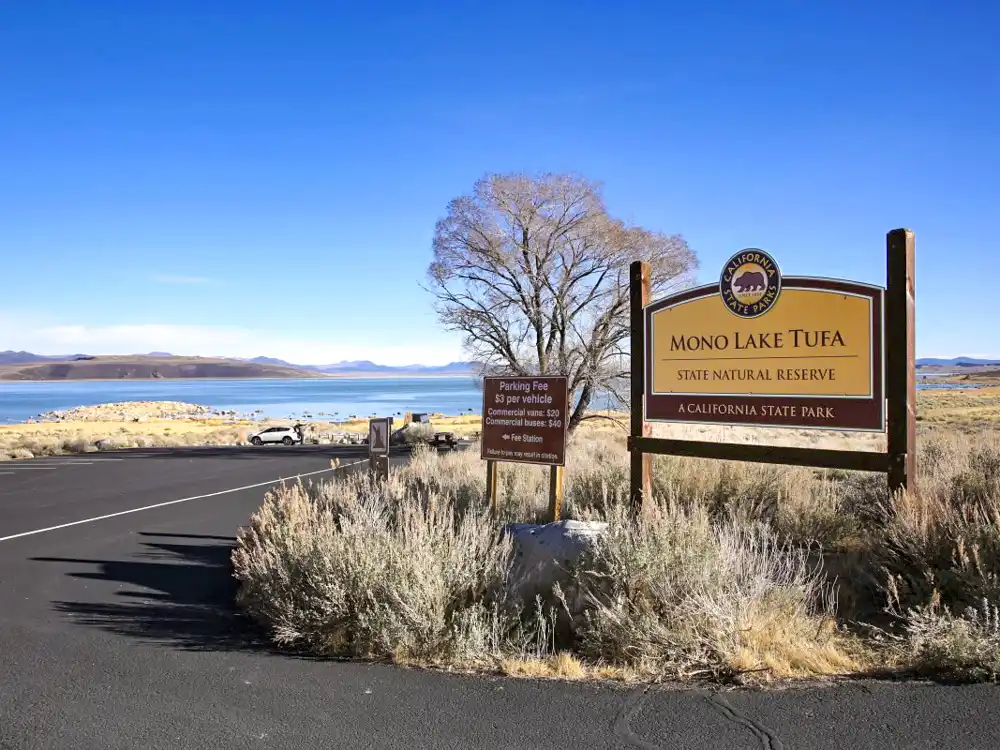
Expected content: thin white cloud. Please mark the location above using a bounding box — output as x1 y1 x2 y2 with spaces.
153 274 211 285
0 317 465 366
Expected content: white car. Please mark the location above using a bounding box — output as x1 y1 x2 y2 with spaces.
249 426 302 446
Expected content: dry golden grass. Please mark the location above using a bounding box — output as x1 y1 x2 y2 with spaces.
0 418 257 460
729 608 859 680
0 418 251 439
0 407 486 460
324 413 483 437
916 386 1000 426
501 652 587 680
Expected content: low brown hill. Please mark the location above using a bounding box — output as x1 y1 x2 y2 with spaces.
0 356 327 381
966 369 1000 381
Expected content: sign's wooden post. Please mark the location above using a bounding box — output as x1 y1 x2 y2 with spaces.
485 459 499 516
629 261 651 516
372 455 389 482
547 465 564 522
886 228 917 497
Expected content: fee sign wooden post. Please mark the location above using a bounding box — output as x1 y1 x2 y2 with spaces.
481 376 569 521
629 228 916 513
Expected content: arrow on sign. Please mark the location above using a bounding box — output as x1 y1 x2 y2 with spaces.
501 434 510 440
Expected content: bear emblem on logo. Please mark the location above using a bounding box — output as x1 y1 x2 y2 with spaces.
720 249 782 318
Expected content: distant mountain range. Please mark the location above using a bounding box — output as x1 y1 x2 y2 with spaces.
0 350 481 376
0 350 92 365
242 357 480 376
4 349 997 374
915 357 1000 367
0 354 328 381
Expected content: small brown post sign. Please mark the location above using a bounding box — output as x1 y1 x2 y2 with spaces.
369 417 391 456
481 376 568 466
368 417 392 481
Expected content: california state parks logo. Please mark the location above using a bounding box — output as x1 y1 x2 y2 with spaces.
720 248 782 318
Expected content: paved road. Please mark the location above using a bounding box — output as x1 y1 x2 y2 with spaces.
1 446 998 749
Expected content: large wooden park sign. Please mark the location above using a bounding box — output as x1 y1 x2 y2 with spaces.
629 228 916 509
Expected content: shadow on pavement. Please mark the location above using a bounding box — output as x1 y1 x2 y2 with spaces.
31 534 270 653
70 443 450 461
136 531 240 542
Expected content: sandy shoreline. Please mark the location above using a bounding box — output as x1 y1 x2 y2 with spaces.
0 401 484 460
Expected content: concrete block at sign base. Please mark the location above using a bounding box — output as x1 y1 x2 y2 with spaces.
503 520 609 618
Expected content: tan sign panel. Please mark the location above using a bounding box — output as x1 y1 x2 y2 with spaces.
368 417 391 456
481 376 568 466
645 251 884 431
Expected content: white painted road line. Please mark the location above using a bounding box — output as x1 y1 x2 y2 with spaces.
3 462 94 468
47 457 125 462
0 461 364 543
34 458 107 462
4 457 125 465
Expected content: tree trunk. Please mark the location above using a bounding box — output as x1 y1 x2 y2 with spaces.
567 383 594 435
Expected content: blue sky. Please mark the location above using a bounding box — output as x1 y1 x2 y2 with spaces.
1 0 996 364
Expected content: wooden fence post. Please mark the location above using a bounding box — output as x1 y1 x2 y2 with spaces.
886 228 916 497
629 261 652 516
548 465 564 522
485 459 499 516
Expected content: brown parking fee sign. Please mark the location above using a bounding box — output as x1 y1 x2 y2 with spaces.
481 376 568 466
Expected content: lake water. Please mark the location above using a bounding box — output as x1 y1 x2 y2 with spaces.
917 382 990 390
0 378 483 424
0 376 987 424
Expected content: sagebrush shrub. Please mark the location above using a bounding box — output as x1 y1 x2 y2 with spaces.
230 428 1000 681
836 472 891 532
232 478 550 662
896 596 1000 681
569 497 849 678
951 445 1000 506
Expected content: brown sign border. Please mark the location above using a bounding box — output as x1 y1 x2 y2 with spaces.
644 276 885 431
480 376 569 467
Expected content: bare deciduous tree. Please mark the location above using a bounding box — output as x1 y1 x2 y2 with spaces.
428 173 697 432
